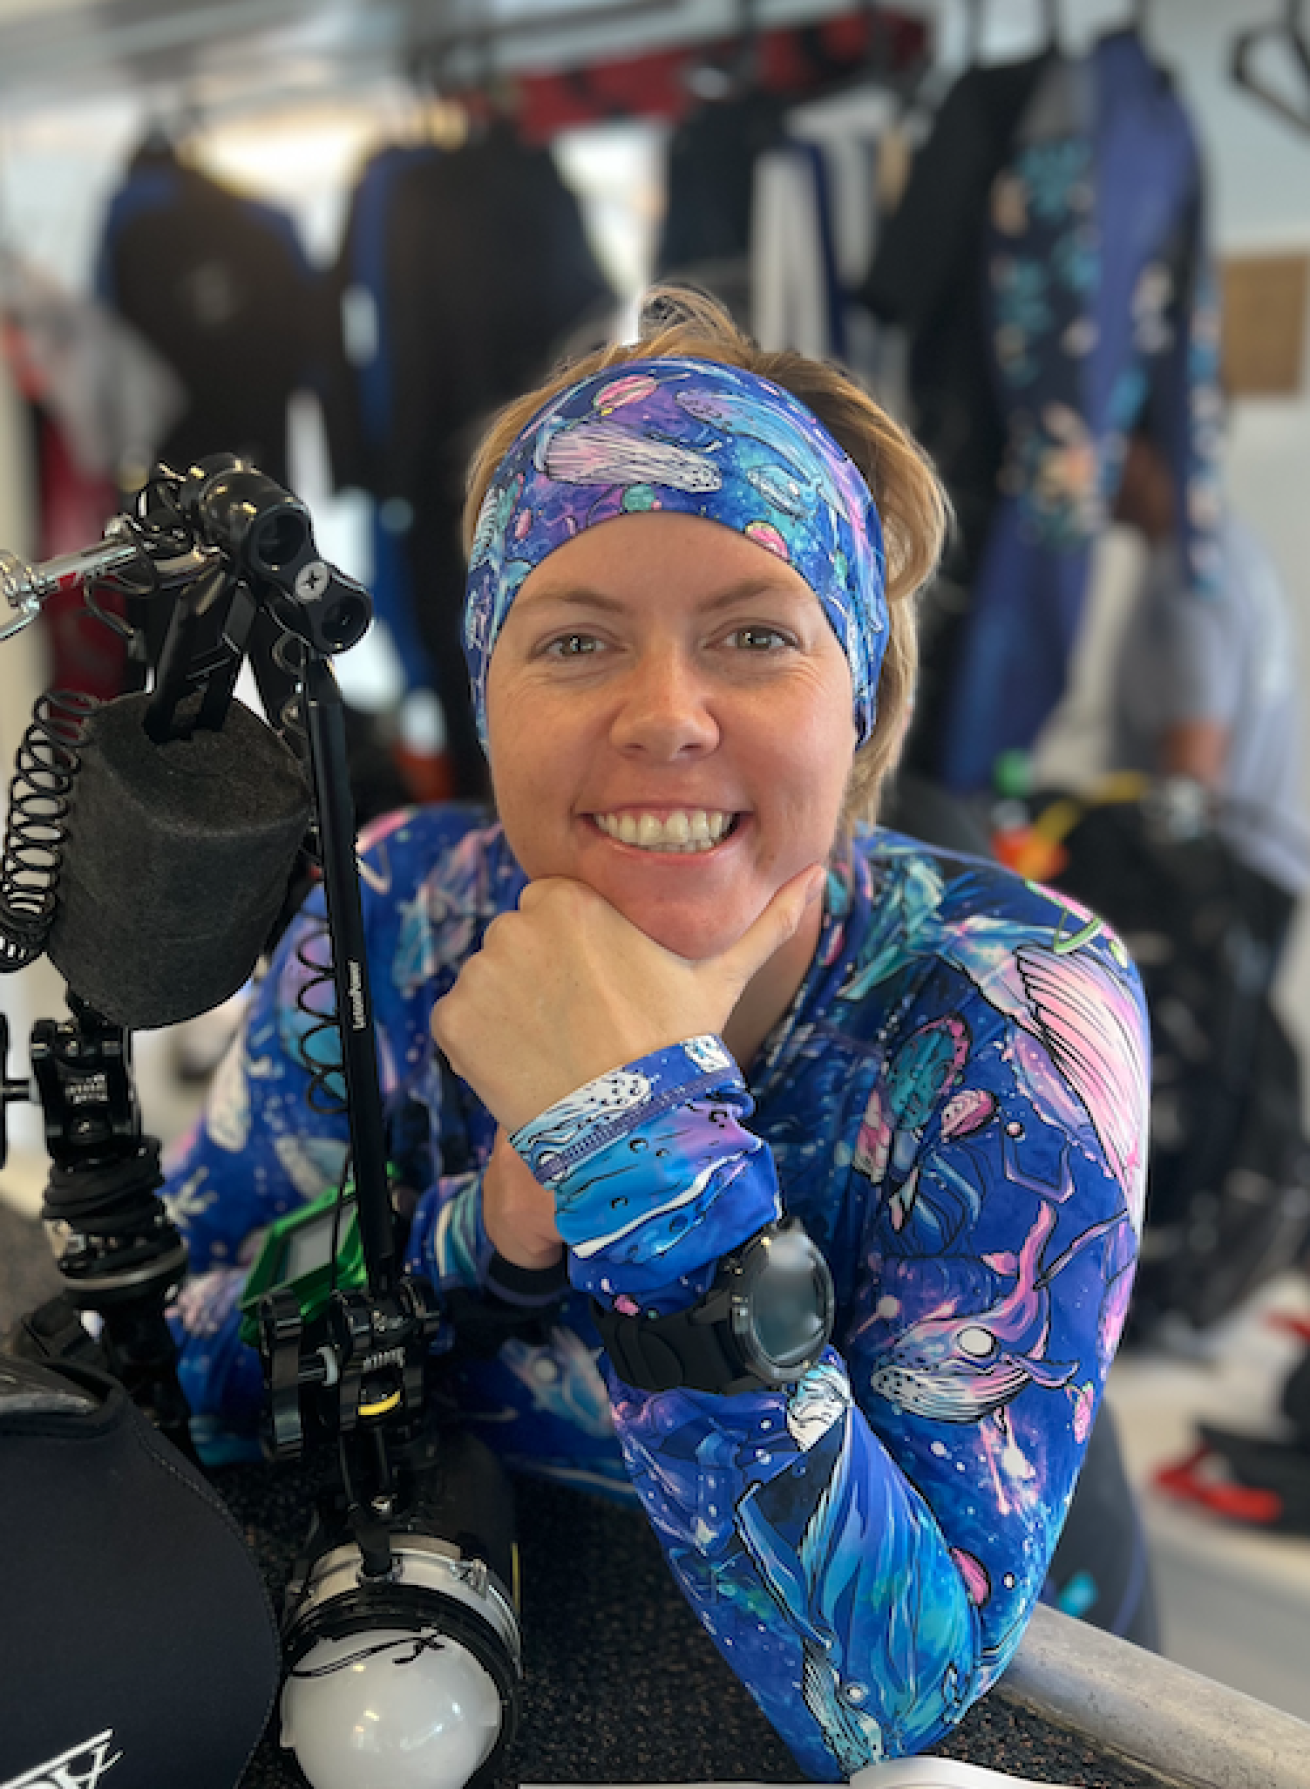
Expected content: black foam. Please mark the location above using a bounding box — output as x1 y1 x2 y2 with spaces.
0 1362 281 1789
47 693 310 1029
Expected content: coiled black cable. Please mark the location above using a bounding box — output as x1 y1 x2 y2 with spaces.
0 690 97 972
294 907 348 1118
270 629 348 1121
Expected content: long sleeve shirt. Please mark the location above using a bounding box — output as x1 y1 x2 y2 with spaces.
164 803 1147 1778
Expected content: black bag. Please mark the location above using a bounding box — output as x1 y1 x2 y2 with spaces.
0 1355 280 1788
1034 783 1310 1334
1156 1424 1310 1536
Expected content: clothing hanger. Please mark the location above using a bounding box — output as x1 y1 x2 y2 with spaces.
1127 0 1170 74
1232 0 1310 136
406 48 472 150
129 93 202 173
1040 0 1062 55
964 0 987 70
856 0 931 97
684 0 762 104
856 1 898 83
962 0 1061 72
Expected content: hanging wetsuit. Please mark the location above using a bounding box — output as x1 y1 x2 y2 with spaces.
862 56 1055 566
860 52 1054 772
863 33 1221 792
936 31 1221 791
655 91 790 325
95 137 322 489
323 124 615 798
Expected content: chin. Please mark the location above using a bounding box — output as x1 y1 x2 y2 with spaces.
612 893 755 963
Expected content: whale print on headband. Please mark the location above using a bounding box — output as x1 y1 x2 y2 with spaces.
463 357 889 751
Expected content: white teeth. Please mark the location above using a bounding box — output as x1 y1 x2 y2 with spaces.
594 809 735 852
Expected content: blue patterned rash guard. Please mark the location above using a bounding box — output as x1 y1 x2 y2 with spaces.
164 803 1148 1779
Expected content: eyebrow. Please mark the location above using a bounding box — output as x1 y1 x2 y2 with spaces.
517 576 809 617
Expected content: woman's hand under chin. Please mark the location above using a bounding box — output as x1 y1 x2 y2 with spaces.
430 862 824 1136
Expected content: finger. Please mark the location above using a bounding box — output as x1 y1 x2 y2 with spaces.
429 990 455 1053
519 875 612 919
712 863 826 991
518 875 580 911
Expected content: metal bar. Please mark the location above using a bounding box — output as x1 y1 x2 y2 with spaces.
418 0 681 52
999 1603 1310 1789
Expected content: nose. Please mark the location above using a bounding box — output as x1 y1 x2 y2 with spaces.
608 644 720 759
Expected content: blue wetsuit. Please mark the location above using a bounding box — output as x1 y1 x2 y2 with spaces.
165 803 1147 1777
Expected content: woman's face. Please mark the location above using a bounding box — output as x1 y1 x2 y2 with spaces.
485 511 857 964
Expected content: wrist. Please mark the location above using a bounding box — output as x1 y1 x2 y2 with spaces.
485 1249 570 1307
487 1231 566 1273
480 1133 565 1273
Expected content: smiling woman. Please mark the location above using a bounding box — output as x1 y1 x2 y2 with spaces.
162 286 1153 1780
463 289 946 832
484 513 855 975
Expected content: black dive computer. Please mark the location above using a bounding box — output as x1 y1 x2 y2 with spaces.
591 1216 835 1395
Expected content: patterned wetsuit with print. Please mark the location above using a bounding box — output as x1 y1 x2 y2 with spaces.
165 803 1147 1779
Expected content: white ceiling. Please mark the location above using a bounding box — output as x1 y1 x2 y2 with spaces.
0 0 783 107
0 0 691 109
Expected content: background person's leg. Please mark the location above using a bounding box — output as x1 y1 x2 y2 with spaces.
1046 1400 1160 1650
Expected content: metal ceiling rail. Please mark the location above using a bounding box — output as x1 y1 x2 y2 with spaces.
419 0 682 53
0 0 875 115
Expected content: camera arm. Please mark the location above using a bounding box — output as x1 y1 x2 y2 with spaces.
0 458 524 1784
1 453 406 1393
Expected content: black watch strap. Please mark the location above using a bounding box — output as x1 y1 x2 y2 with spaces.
591 1292 758 1396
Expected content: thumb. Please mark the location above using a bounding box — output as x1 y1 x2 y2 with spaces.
712 863 826 993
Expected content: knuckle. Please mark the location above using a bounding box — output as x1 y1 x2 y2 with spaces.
482 911 510 946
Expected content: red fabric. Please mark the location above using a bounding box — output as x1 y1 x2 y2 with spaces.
36 414 127 701
1154 1445 1284 1525
465 9 929 143
1270 1313 1310 1344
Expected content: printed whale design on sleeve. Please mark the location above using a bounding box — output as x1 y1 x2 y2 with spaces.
1008 940 1148 1234
868 1196 1125 1424
733 1366 973 1768
851 870 1148 1228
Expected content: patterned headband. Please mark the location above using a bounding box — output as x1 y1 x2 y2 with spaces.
462 356 888 749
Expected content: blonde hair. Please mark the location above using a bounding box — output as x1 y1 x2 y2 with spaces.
462 285 949 829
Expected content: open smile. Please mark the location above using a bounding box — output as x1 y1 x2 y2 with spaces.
589 808 742 854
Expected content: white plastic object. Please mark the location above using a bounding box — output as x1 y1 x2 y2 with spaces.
280 1625 502 1789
